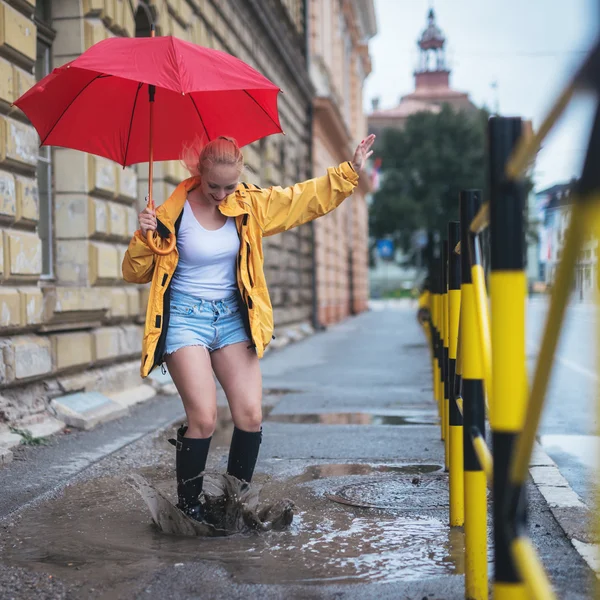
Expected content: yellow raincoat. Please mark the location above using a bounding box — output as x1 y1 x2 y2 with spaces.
122 161 359 377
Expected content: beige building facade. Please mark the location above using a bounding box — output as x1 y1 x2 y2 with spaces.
309 0 375 325
0 0 375 430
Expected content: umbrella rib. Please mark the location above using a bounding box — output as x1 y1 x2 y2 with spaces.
243 90 282 133
188 95 211 142
123 82 144 167
40 73 109 146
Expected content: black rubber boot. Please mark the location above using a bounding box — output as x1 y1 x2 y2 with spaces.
227 426 262 483
168 425 211 521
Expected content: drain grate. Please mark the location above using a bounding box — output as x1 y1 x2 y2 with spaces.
327 474 448 510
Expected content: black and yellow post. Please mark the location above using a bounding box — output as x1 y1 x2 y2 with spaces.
454 311 463 417
435 256 444 433
442 241 450 456
460 189 488 600
488 116 528 600
431 257 440 415
471 233 493 413
447 221 464 527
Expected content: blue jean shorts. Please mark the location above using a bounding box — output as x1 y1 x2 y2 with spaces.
164 288 251 357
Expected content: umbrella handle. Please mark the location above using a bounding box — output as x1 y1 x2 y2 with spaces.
145 197 176 255
146 230 176 255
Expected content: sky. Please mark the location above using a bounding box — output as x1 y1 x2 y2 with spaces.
363 0 599 192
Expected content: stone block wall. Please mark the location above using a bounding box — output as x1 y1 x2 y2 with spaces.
0 0 316 424
0 0 146 422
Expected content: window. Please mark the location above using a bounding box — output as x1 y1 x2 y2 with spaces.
34 2 55 278
279 142 286 181
343 30 352 125
322 0 332 65
135 1 153 37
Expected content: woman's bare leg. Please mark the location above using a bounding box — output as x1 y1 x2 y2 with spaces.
166 345 217 437
165 345 216 518
211 342 262 481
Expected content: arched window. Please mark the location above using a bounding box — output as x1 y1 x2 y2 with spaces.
135 1 154 38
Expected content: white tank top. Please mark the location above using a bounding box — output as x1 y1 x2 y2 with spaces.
171 201 239 300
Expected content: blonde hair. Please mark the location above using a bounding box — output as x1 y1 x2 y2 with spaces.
181 136 244 178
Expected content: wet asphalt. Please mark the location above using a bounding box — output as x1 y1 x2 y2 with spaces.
0 301 593 599
527 297 598 506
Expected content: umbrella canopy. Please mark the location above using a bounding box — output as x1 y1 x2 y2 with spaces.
14 36 283 166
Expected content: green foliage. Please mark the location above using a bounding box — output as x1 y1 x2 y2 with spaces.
9 426 50 446
382 288 414 299
369 105 489 251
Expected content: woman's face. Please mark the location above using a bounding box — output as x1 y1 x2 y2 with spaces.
199 163 240 206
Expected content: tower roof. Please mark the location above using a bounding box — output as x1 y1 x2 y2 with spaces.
419 8 445 50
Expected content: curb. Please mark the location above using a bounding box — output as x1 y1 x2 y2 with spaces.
50 391 129 431
530 441 599 574
0 373 178 463
0 428 21 466
0 321 317 464
107 384 158 409
0 414 66 465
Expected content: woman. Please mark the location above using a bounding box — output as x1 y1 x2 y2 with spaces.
122 133 375 522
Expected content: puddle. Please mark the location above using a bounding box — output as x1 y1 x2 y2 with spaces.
262 387 301 396
0 461 461 594
128 472 294 536
288 462 442 484
267 410 438 426
402 343 428 350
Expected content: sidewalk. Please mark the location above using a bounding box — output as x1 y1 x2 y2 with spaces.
0 303 594 599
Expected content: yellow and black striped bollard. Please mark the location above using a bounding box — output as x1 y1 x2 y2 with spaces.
447 221 464 527
442 240 450 459
440 240 449 458
460 189 488 600
489 116 528 599
432 257 441 418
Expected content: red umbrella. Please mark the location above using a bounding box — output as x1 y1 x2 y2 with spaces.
14 31 282 254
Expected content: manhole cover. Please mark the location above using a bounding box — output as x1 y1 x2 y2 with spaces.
327 474 448 510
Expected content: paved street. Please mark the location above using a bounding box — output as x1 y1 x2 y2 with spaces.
0 302 593 599
527 296 598 507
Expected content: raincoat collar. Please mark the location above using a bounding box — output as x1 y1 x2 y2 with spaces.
157 176 249 232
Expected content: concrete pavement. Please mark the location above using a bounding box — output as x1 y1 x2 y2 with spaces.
0 300 594 599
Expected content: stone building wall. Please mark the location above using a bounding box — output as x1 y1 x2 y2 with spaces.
309 0 375 325
0 0 313 425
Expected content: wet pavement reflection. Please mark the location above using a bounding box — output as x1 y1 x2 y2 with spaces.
0 401 464 596
0 459 462 594
267 410 439 426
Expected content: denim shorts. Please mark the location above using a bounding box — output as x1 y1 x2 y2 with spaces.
164 288 251 357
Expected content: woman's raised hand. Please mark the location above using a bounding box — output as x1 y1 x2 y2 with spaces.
138 202 157 237
351 134 376 173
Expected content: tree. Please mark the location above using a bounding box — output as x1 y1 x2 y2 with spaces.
369 105 489 255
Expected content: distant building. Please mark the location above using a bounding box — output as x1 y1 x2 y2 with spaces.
526 188 543 287
535 182 597 300
368 8 477 135
309 0 377 325
367 8 477 296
